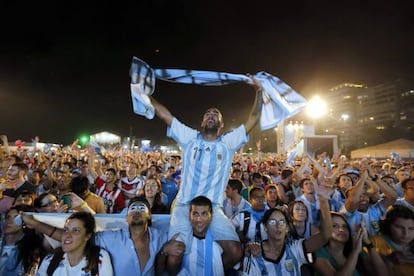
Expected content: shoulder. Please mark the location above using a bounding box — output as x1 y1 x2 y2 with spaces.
99 248 111 259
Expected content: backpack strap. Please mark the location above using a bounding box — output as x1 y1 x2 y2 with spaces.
242 211 251 237
47 250 64 276
255 220 262 242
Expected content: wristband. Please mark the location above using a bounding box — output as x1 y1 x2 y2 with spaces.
80 202 88 209
48 227 57 237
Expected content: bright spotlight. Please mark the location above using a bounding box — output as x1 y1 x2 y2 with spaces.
306 96 327 119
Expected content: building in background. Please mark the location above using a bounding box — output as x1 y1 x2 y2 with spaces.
313 79 414 154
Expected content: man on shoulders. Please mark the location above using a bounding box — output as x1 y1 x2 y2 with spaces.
150 76 263 273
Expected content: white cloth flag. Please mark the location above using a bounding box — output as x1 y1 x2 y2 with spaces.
32 212 171 232
130 56 307 130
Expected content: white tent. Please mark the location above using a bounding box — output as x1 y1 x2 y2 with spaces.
90 131 121 145
351 138 414 159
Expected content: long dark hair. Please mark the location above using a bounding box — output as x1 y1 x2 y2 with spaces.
5 205 46 273
329 212 353 257
144 176 168 214
47 212 100 275
287 200 309 239
329 212 365 273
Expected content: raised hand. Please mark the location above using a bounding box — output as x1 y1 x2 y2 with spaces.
352 228 364 253
314 177 335 200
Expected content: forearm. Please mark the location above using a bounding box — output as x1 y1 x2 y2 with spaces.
32 220 63 241
375 178 398 200
319 198 332 240
335 250 360 276
244 89 263 134
345 178 365 212
276 185 289 204
364 247 390 276
151 96 173 126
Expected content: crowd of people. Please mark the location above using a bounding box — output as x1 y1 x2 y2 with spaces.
0 75 413 275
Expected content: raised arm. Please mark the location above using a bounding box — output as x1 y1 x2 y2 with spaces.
151 96 174 126
345 170 367 213
303 175 334 252
244 77 263 134
20 212 64 242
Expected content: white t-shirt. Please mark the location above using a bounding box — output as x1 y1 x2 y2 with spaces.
36 248 113 276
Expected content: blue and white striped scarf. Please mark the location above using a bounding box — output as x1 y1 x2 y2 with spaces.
130 56 307 130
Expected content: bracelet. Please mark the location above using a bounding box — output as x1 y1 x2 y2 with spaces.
48 227 57 237
80 202 88 209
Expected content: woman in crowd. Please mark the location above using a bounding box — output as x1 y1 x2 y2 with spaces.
34 192 67 213
12 190 36 207
313 212 387 276
371 205 414 275
330 174 354 212
242 175 334 275
0 205 46 275
143 177 168 214
37 212 113 276
288 200 318 240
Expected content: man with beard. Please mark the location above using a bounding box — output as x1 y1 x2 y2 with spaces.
0 162 36 213
150 76 263 273
21 196 184 276
54 169 72 200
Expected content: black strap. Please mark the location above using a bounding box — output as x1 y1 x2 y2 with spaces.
47 250 64 276
47 247 100 276
254 220 262 242
242 211 251 236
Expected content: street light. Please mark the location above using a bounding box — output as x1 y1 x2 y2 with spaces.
341 113 350 121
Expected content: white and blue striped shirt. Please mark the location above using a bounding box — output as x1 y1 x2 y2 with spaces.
244 239 310 276
178 231 224 276
223 197 251 219
167 118 247 205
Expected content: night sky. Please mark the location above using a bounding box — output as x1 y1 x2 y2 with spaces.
1 1 413 145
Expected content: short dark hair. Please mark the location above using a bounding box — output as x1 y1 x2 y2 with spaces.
249 187 265 199
12 162 29 173
262 207 287 225
251 172 262 180
70 176 90 196
281 169 293 179
335 174 354 186
228 179 243 194
380 205 414 237
128 196 152 226
401 178 414 189
105 168 117 175
128 196 151 210
190 196 212 213
232 168 242 174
